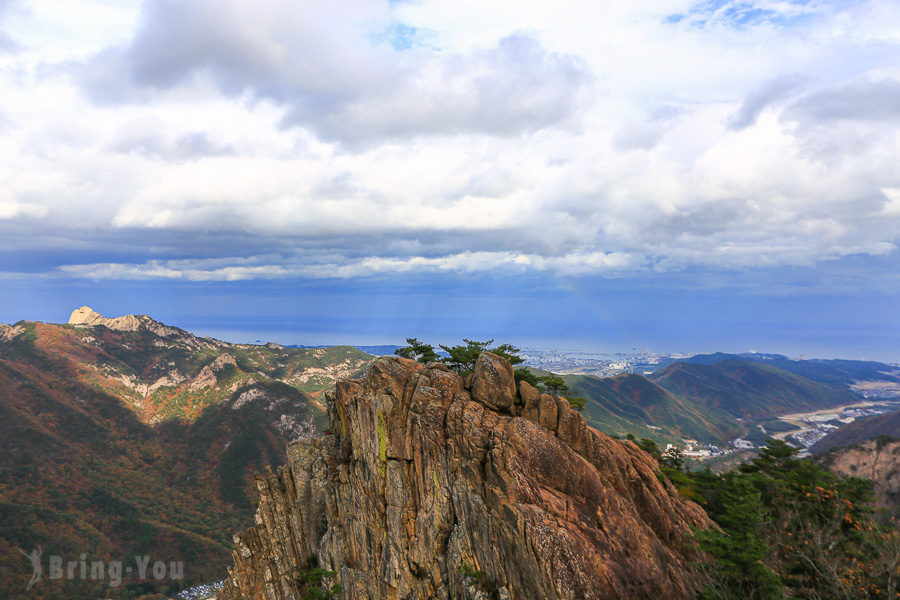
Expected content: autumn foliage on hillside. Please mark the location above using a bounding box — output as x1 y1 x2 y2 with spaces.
0 321 352 599
642 437 900 599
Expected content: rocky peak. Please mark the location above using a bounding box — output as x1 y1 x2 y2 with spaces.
221 353 711 600
68 306 180 337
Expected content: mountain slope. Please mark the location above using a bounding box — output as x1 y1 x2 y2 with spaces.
0 334 241 597
650 359 859 419
564 372 742 444
664 352 900 390
811 410 900 454
817 436 900 515
0 311 373 599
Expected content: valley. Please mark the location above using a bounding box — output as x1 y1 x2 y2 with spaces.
764 401 900 454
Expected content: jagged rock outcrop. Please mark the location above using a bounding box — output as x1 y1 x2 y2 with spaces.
191 353 238 390
0 323 25 341
222 353 712 600
69 305 182 337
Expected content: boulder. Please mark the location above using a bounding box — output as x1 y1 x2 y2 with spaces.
519 381 541 423
539 393 559 432
470 352 516 411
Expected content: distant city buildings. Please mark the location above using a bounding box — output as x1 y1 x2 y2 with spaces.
519 348 690 377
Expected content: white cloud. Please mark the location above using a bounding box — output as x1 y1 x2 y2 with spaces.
0 0 898 288
0 200 47 219
57 250 646 281
71 0 594 144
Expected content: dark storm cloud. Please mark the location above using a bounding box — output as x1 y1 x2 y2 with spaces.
72 0 593 145
726 73 806 130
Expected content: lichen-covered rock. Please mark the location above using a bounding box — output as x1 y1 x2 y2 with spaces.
470 352 516 412
222 356 711 600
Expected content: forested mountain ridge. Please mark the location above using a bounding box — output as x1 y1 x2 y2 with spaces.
650 359 859 419
0 309 374 599
660 352 900 390
563 372 743 444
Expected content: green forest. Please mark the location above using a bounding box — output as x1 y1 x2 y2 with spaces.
639 437 900 599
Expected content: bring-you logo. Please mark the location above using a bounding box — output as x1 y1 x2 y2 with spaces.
17 547 183 590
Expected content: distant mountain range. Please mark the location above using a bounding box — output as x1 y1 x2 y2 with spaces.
650 359 859 419
659 352 900 390
286 344 401 356
557 355 870 446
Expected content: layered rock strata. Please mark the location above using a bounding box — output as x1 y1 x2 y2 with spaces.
222 353 711 600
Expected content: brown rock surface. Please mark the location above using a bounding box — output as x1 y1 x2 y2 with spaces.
470 352 516 411
518 381 540 423
222 356 711 600
820 437 900 509
540 393 560 432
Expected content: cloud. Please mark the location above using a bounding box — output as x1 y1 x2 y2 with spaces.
778 78 900 160
108 116 233 161
612 122 666 152
56 249 645 282
782 78 900 126
0 200 47 219
613 105 684 152
0 0 20 53
71 0 593 145
1 0 899 299
726 72 806 130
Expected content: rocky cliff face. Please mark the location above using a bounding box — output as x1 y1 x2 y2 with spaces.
222 353 712 600
820 437 900 509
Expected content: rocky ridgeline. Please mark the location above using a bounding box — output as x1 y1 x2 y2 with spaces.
68 305 227 352
69 305 182 336
221 353 711 600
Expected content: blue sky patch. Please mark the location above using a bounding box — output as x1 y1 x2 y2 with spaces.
369 22 435 51
667 0 816 30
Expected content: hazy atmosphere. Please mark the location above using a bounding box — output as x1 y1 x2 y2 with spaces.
2 0 900 360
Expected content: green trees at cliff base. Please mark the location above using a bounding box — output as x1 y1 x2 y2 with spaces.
640 438 900 599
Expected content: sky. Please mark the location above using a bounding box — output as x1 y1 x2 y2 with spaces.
1 0 900 361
